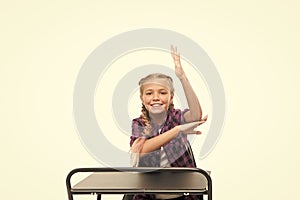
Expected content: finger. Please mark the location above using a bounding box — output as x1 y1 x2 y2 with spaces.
185 130 202 135
171 44 174 52
170 45 174 52
202 114 208 121
198 116 208 124
199 120 206 124
191 121 206 129
188 121 204 129
195 131 202 135
180 121 204 131
197 121 206 126
195 120 205 125
176 52 181 62
189 121 202 126
171 48 176 59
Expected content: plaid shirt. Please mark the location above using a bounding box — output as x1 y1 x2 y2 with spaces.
130 108 202 200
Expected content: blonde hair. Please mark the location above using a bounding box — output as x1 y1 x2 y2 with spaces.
139 73 174 95
130 73 175 167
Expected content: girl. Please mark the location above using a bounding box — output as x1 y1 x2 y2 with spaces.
130 46 208 200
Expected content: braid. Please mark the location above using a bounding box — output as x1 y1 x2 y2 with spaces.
169 102 175 111
140 105 152 135
130 105 151 167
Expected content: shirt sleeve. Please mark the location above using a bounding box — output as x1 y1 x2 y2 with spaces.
130 118 148 147
180 108 190 124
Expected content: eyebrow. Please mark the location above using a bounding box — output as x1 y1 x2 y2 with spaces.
144 88 168 92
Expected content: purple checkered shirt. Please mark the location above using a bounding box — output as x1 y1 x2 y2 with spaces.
130 108 202 200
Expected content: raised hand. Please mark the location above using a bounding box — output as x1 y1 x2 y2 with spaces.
171 45 186 80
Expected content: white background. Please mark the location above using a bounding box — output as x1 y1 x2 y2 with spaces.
1 1 299 200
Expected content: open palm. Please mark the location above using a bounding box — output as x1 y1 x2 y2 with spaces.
171 45 185 79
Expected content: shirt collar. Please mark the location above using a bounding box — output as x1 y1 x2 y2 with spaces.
150 109 173 130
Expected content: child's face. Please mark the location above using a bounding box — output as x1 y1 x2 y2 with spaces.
140 83 173 115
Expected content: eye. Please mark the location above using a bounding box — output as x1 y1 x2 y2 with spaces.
160 91 168 95
145 92 152 95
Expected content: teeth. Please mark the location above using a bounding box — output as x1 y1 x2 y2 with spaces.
152 104 161 107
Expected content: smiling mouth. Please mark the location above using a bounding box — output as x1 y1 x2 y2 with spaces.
151 103 163 107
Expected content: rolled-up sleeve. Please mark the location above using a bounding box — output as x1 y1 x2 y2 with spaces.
130 118 146 147
181 108 190 124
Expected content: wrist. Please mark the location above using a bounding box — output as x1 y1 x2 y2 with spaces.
175 126 181 136
178 74 188 81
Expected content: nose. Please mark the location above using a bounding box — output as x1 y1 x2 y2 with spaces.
152 92 159 101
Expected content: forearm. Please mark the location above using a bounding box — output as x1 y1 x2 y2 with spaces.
140 126 180 154
179 75 202 121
